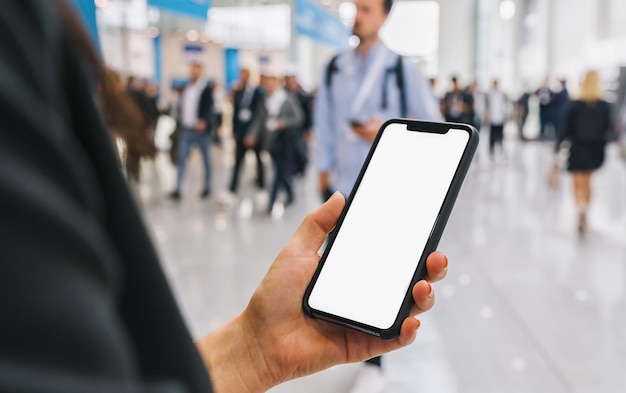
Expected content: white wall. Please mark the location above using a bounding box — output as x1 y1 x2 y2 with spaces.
100 27 155 79
550 0 598 80
437 0 475 94
295 36 338 91
484 0 518 91
512 0 626 94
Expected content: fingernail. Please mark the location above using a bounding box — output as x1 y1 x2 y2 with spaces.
427 282 434 298
330 191 342 201
441 252 449 272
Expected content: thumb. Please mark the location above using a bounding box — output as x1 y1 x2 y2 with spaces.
290 192 345 255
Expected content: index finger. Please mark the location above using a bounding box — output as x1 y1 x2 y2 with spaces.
425 251 448 283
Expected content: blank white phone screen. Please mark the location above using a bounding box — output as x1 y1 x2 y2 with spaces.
308 124 470 330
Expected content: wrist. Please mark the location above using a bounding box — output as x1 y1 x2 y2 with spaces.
196 314 274 393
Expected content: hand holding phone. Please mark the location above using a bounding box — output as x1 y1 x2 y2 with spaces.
351 118 381 143
304 119 478 340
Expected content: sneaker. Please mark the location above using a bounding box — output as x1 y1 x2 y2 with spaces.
349 363 384 393
169 191 181 201
285 197 294 207
217 191 238 208
200 189 210 199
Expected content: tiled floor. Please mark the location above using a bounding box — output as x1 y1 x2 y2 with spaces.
137 132 626 393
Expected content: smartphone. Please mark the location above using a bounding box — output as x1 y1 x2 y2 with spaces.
303 119 478 340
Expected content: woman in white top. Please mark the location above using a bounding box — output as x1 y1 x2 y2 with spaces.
250 74 304 212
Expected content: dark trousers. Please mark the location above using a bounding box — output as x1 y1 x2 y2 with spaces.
517 112 528 140
539 111 555 140
269 150 293 207
229 138 265 193
489 124 504 157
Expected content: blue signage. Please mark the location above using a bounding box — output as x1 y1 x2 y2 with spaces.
183 44 205 64
71 0 100 49
295 0 349 48
224 48 240 92
148 0 211 20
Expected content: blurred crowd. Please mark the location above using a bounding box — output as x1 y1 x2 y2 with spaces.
103 62 626 230
433 72 624 232
102 63 314 213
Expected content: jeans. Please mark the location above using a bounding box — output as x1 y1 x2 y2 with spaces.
269 150 293 207
175 128 211 193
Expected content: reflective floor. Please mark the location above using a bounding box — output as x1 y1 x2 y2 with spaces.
137 128 626 393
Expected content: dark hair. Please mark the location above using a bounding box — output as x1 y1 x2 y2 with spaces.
384 0 394 14
451 76 458 83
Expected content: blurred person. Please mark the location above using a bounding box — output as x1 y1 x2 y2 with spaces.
285 72 313 177
617 98 626 161
485 79 509 162
429 77 444 117
212 80 226 145
125 76 159 182
552 79 570 142
259 73 269 95
229 68 266 195
100 68 156 177
555 71 612 233
314 0 440 390
127 76 158 129
145 82 162 127
536 77 555 140
285 74 312 132
443 76 472 123
250 73 303 212
515 84 531 141
0 3 451 393
465 81 483 131
168 84 186 164
169 63 214 200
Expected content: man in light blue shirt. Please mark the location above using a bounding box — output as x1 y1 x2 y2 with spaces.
315 0 441 199
314 0 441 391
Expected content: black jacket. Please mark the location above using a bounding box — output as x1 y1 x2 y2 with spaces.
232 85 264 138
0 2 213 392
560 100 612 145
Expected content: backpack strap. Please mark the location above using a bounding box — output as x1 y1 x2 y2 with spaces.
381 55 407 117
325 54 340 93
325 53 407 117
394 55 407 117
325 55 340 87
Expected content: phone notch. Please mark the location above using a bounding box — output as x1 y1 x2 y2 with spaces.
405 121 450 134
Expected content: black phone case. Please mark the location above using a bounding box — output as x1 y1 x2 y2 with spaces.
303 119 479 340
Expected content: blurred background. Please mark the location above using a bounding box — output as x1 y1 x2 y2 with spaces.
73 0 626 392
82 0 626 112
